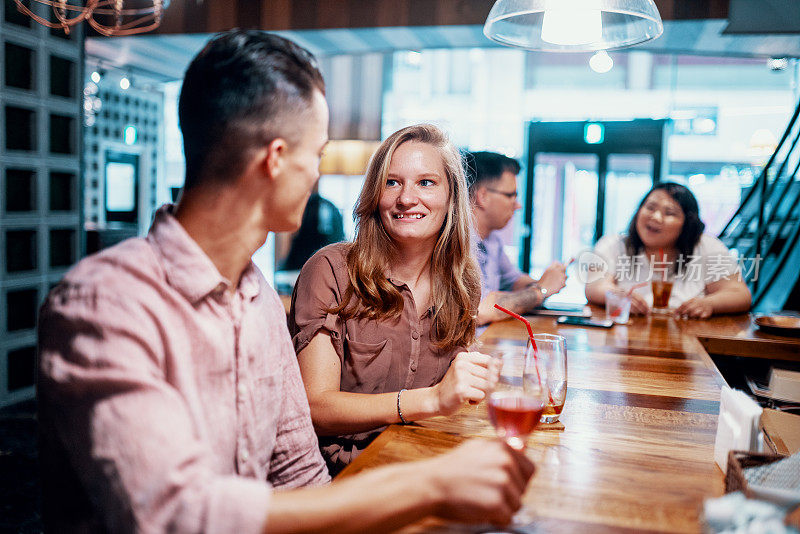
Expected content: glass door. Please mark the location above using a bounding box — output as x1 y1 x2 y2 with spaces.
530 153 598 304
603 154 655 236
531 153 599 272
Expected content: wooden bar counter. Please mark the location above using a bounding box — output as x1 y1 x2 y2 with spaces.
338 312 750 533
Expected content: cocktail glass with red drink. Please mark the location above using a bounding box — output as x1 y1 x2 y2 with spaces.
486 341 553 525
487 346 546 450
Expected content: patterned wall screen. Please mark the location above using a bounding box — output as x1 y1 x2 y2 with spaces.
0 4 83 407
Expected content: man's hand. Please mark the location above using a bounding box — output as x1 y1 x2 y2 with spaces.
428 439 536 526
675 297 713 319
433 352 501 415
537 261 568 297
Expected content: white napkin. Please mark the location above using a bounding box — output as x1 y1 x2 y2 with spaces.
714 386 764 471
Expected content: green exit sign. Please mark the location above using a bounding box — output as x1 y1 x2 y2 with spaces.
584 123 604 144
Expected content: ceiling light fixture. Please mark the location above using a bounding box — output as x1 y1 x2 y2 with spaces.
484 0 663 52
13 0 167 36
589 50 614 73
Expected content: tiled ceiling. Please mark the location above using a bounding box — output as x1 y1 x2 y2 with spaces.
86 20 800 82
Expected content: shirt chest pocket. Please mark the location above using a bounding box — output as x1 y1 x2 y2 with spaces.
343 335 392 394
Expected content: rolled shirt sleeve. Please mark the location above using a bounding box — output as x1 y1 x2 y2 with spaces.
477 233 523 295
288 246 345 357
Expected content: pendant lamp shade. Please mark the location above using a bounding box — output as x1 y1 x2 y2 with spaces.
483 0 663 52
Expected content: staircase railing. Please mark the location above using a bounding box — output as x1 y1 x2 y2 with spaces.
719 95 800 309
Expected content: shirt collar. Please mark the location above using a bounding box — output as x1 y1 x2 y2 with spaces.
386 276 436 316
147 204 261 304
238 263 261 300
471 227 489 251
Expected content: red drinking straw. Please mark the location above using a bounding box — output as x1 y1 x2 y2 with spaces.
493 304 534 342
610 281 649 317
626 281 649 296
492 304 554 405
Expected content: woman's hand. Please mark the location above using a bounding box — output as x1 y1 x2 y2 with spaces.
629 292 651 315
434 352 501 415
675 297 714 319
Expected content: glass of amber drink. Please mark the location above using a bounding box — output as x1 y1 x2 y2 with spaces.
527 334 567 424
651 273 674 312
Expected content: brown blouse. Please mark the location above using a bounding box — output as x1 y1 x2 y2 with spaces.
289 243 460 475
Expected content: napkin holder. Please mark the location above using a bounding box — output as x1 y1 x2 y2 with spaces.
714 386 763 472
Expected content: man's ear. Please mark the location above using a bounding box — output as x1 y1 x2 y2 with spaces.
264 137 288 181
473 186 489 209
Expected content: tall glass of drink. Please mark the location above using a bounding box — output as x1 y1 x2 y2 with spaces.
528 334 567 424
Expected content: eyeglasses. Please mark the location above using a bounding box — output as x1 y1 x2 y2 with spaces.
486 188 518 201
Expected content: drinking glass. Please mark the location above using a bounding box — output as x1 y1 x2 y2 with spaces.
605 289 632 324
486 341 550 526
651 272 675 312
487 347 545 450
529 334 567 424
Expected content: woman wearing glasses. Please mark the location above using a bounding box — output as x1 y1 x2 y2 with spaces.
289 124 500 475
585 182 751 318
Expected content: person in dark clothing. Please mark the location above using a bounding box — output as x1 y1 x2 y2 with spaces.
280 192 345 271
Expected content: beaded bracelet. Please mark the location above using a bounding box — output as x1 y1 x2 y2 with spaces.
397 388 409 424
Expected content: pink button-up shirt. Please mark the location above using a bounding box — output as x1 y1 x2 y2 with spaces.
37 205 329 533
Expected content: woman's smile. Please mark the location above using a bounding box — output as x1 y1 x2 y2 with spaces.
393 212 425 220
379 141 449 247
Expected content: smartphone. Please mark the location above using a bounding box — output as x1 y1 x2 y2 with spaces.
557 315 614 328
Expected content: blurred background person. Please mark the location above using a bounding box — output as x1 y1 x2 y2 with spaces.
290 124 500 475
465 151 568 325
277 185 345 272
585 182 751 318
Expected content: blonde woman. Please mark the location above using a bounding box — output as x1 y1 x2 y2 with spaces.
289 124 499 474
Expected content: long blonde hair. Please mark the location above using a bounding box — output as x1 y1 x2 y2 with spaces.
331 124 480 350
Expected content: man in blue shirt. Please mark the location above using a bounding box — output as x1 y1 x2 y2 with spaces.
465 151 568 325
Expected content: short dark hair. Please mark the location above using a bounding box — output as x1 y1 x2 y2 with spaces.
464 151 521 196
625 182 706 263
178 30 325 189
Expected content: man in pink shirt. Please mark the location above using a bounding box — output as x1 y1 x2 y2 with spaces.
37 30 534 533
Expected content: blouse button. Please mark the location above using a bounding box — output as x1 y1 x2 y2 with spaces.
411 330 419 340
410 361 417 372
